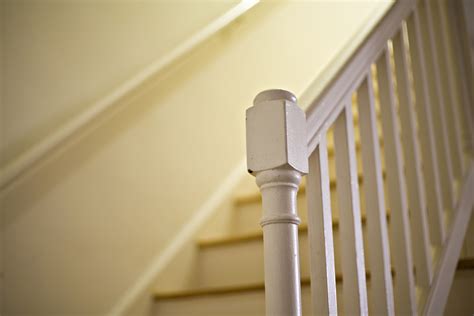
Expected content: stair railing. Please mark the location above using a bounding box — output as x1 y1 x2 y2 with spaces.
245 0 474 315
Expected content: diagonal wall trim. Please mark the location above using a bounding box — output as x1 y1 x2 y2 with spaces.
0 0 259 191
107 158 247 316
424 162 474 315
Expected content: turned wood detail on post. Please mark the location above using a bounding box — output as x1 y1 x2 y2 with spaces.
245 1 474 315
246 89 308 316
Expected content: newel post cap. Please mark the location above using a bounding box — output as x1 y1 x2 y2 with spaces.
246 89 309 175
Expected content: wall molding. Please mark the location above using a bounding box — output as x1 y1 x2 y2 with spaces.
0 0 259 191
107 158 247 316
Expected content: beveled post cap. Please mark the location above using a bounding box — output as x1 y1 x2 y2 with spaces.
253 89 297 106
246 89 308 175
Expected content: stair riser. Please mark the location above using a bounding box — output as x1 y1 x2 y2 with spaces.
154 283 343 316
197 224 385 289
154 276 423 316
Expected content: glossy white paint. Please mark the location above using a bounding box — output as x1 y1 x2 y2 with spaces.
357 74 394 315
376 48 418 314
246 90 308 176
445 0 474 154
418 0 455 213
429 0 465 179
304 1 415 155
392 29 433 306
424 166 474 315
333 102 368 315
246 0 474 315
246 90 308 316
306 137 337 315
406 10 446 248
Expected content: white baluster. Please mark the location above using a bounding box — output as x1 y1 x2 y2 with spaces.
307 136 338 315
357 73 394 315
428 0 465 179
392 29 433 309
246 89 308 316
418 0 456 213
406 11 446 248
444 0 474 153
376 49 418 315
333 100 368 315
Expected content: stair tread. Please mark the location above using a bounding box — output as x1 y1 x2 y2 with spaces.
234 174 359 206
198 211 391 248
457 257 474 270
154 258 473 300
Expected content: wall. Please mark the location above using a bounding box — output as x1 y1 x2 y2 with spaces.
1 0 238 166
0 0 4 311
1 1 393 315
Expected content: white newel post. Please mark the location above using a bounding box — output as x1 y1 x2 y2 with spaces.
246 89 308 316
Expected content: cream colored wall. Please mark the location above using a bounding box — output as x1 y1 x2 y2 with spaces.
1 1 393 315
1 0 4 312
1 0 238 166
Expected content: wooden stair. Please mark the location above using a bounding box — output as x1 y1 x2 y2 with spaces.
152 170 474 314
154 258 474 300
151 112 473 315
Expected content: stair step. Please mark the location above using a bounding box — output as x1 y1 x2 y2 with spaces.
153 263 472 316
198 211 391 248
231 171 385 236
154 281 270 300
457 257 474 270
234 174 362 206
193 212 395 288
153 283 309 316
155 272 368 300
154 258 472 300
234 171 385 209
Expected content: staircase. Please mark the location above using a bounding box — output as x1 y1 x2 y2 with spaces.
152 174 474 315
152 0 474 315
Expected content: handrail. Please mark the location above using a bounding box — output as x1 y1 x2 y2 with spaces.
303 0 415 154
246 0 474 315
0 0 259 191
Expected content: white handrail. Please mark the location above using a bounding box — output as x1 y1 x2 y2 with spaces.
304 1 415 154
246 0 474 315
0 0 259 191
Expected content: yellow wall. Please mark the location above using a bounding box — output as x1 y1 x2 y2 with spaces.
1 0 237 165
1 1 392 315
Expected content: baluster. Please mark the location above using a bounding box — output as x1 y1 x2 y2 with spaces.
376 49 418 315
405 11 446 248
444 0 474 153
333 99 368 315
307 136 338 315
357 73 394 315
418 0 456 213
426 0 465 180
392 29 434 307
452 0 474 124
246 90 307 316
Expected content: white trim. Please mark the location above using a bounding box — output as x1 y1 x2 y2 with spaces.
423 162 474 315
298 1 394 110
107 158 247 316
0 0 259 191
302 0 414 155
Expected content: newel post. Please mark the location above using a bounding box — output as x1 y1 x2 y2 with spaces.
246 89 308 316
